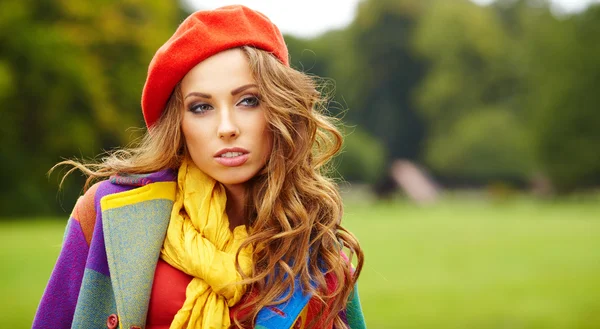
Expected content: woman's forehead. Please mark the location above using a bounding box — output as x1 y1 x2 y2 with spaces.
180 49 256 94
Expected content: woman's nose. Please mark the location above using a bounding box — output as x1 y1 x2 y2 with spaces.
217 108 240 140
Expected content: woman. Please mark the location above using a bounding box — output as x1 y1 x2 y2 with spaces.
34 5 365 329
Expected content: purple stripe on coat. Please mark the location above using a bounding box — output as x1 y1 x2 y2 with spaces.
86 207 111 276
147 169 177 183
33 218 89 329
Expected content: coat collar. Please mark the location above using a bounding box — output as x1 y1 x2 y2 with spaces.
109 169 177 187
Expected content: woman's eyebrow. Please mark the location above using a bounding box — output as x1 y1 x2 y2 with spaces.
184 92 211 100
183 84 257 99
231 84 258 95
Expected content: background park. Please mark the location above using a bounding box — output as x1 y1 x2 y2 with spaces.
1 0 599 327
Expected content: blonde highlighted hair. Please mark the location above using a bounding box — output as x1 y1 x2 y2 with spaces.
56 46 364 329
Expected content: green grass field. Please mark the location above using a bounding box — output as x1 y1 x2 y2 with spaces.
2 196 599 328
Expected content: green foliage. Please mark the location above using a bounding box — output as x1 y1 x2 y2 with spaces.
414 0 600 191
521 4 600 191
2 0 599 215
426 107 533 180
337 126 387 184
348 0 428 160
414 0 534 183
287 32 388 184
0 0 181 215
286 0 430 183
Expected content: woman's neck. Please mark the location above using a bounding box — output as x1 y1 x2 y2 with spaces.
224 183 248 231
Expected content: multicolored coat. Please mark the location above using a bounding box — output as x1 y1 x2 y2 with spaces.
33 170 367 329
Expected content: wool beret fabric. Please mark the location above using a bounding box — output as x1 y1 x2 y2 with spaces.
141 5 289 127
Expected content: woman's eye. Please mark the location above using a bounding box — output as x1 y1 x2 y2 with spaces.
239 96 260 107
189 103 212 114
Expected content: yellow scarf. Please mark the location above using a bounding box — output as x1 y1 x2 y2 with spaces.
161 159 253 329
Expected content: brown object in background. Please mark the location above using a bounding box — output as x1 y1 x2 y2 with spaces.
391 160 440 205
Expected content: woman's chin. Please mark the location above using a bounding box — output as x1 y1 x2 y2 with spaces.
214 174 255 188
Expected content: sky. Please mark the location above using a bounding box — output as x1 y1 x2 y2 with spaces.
185 0 600 38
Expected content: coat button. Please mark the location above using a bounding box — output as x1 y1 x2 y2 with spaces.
106 314 118 329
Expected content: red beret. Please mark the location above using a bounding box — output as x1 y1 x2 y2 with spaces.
141 5 289 127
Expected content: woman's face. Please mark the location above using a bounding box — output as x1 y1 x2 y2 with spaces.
180 48 272 189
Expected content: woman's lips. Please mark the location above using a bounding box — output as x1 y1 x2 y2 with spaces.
214 152 249 167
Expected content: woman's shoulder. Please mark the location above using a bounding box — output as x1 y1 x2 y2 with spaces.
78 169 177 204
71 169 177 244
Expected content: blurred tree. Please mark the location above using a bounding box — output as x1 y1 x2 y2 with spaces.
287 0 430 184
336 125 387 184
0 0 181 215
520 3 600 192
287 29 389 184
348 0 428 161
414 0 534 183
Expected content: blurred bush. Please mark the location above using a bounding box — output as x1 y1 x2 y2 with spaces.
414 0 533 182
287 0 600 193
522 4 600 192
337 126 387 184
0 0 183 215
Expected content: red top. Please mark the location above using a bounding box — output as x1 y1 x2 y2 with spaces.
146 260 336 329
146 260 192 329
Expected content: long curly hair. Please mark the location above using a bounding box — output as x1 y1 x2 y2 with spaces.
56 46 364 329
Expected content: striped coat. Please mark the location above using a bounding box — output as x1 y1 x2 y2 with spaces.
33 170 367 329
